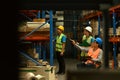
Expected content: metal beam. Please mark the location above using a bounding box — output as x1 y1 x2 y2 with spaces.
49 10 54 66
102 9 109 69
98 15 101 37
18 50 42 66
112 11 117 69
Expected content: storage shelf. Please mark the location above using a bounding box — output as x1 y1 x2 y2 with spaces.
24 36 49 41
80 4 120 21
109 36 120 43
19 10 39 17
84 11 102 19
109 5 120 11
80 11 102 21
18 31 50 41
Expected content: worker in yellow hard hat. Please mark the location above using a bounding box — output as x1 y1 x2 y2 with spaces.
57 25 64 32
55 25 66 75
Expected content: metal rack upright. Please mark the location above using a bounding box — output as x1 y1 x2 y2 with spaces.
18 10 54 66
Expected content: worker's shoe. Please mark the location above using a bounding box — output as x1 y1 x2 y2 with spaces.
60 72 65 75
56 72 61 74
56 72 65 75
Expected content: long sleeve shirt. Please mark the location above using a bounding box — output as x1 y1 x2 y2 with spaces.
74 43 89 52
74 43 103 62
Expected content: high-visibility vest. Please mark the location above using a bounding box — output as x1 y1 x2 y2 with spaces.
80 35 93 57
80 35 93 47
56 33 65 52
85 48 100 64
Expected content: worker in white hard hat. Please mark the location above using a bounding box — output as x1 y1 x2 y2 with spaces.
55 25 67 75
71 26 94 61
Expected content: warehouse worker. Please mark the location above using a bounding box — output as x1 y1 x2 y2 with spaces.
72 37 103 69
71 26 94 61
55 25 67 75
80 26 94 61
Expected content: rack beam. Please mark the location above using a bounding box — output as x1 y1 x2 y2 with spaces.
109 4 120 11
98 14 101 37
112 10 117 69
18 50 42 66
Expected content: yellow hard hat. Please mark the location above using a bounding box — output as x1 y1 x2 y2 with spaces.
57 25 64 31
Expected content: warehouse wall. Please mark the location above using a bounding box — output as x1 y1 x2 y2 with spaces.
63 10 82 58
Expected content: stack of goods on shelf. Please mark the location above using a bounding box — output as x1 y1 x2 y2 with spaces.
18 19 50 32
90 19 99 36
108 27 113 36
18 18 50 41
26 19 50 32
117 26 120 36
109 26 120 36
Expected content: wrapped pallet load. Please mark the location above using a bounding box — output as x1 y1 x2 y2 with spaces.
118 26 120 35
18 18 50 32
26 21 50 32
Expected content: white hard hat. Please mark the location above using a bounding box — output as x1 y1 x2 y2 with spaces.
84 26 92 33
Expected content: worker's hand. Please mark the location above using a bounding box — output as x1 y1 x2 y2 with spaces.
60 52 64 56
76 42 79 45
70 39 76 45
86 56 92 60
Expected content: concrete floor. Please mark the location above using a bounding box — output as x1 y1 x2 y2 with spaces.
19 58 120 80
53 58 120 80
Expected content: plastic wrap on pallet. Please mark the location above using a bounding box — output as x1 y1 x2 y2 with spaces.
18 21 50 32
19 65 56 80
26 22 50 32
25 72 35 80
31 74 45 80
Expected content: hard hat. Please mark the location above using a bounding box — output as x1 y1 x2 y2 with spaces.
57 25 64 31
95 37 103 46
84 26 92 33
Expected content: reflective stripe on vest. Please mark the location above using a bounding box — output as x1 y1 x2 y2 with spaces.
86 48 100 64
56 33 64 52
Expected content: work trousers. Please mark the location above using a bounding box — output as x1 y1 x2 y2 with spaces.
56 51 65 73
77 62 96 69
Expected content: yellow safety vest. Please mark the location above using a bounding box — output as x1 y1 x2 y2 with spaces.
56 33 65 52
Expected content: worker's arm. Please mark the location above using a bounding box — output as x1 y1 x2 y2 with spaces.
61 43 65 54
70 39 89 51
74 44 90 51
61 35 66 55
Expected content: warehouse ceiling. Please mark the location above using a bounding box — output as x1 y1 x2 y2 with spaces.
16 0 120 25
17 0 114 10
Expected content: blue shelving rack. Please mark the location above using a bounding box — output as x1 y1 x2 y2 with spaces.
18 10 54 66
109 5 120 69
